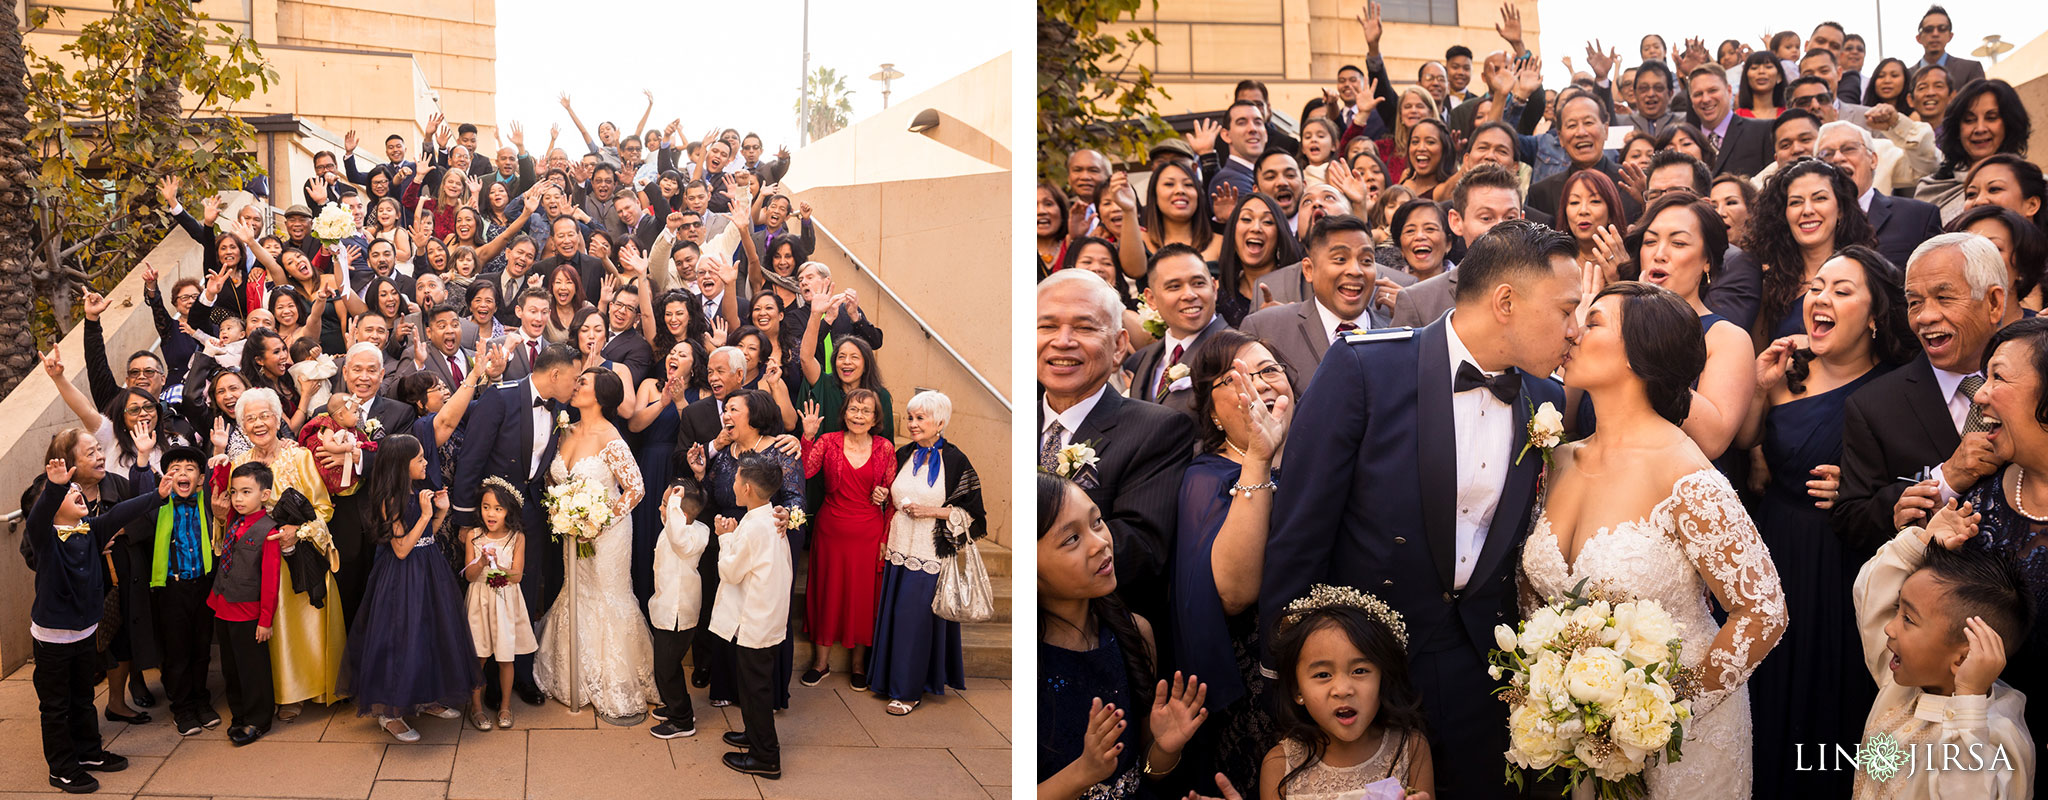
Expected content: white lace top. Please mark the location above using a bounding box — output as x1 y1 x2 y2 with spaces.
1277 731 1417 800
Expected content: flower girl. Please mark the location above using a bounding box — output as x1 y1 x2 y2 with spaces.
460 478 538 729
1261 585 1433 800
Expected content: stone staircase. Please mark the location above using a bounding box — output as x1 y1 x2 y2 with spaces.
790 541 1012 681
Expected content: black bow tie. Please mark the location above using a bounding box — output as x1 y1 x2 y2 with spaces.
1454 361 1520 404
533 396 548 409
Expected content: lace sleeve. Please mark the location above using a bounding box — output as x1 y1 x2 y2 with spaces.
603 439 644 519
1670 470 1788 718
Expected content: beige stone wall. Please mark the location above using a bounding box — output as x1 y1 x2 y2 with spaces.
1103 0 1540 122
1987 32 2048 171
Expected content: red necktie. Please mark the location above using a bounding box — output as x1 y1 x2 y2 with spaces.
448 354 464 384
528 340 539 368
1155 343 1184 398
1333 321 1359 343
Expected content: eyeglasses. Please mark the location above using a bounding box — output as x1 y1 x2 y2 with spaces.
127 367 163 378
679 220 704 229
123 405 155 417
1790 92 1834 108
1920 24 1951 34
1817 143 1866 160
1213 364 1289 388
173 292 199 304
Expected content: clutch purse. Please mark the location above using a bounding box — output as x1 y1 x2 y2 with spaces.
931 507 993 624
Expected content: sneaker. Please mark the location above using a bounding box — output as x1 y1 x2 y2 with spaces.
798 667 830 687
175 716 204 737
708 699 731 707
849 672 870 692
649 721 696 739
48 772 99 794
78 752 128 772
199 708 223 729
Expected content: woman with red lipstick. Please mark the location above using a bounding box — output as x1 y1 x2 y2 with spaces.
1620 193 1757 460
1744 158 1877 345
1215 193 1304 326
1939 316 2048 794
1736 246 1915 798
1560 169 1626 280
1395 118 1453 200
1109 160 1221 281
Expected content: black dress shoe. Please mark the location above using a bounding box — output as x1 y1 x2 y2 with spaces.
515 685 545 707
78 751 128 772
228 724 268 746
103 708 150 725
691 669 710 689
721 751 780 779
722 730 750 749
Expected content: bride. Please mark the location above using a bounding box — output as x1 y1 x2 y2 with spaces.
534 367 657 724
1522 281 1789 796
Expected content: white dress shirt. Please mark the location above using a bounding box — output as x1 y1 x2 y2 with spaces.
1041 384 1109 449
527 380 552 481
649 497 710 631
1445 313 1514 590
708 504 792 649
1148 330 1199 396
1314 297 1365 344
1858 186 1877 213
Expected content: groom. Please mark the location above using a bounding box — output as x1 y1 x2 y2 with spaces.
451 343 583 706
1259 219 1583 800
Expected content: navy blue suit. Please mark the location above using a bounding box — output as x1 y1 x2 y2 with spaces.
1867 192 1944 271
451 378 564 694
1259 316 1560 800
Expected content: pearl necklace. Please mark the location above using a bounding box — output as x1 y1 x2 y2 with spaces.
2014 467 2048 523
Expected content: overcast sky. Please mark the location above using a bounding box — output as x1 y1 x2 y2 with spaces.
1532 0 2047 76
493 0 1018 154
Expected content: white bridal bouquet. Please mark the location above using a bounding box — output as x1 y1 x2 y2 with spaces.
542 475 612 559
1489 578 1694 799
311 204 357 247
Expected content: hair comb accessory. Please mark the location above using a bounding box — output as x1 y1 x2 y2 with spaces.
1278 583 1408 648
481 475 526 508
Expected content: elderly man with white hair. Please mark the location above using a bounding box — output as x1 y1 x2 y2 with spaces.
866 389 985 715
1835 232 2013 551
321 341 420 625
1816 120 1946 268
1037 268 1193 624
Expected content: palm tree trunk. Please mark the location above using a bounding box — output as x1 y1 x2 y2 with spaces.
0 0 42 397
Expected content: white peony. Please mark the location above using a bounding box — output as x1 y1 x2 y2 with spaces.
1530 401 1565 448
1608 684 1679 760
1564 647 1628 707
1622 601 1683 666
311 204 356 244
1520 606 1568 653
1527 651 1569 705
1505 702 1572 769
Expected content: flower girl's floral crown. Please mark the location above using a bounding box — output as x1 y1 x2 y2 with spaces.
1278 584 1408 648
480 476 526 508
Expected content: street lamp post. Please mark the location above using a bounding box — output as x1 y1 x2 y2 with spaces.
800 0 810 146
871 63 904 109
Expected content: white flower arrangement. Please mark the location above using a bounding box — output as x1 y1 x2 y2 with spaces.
1052 440 1100 480
555 410 571 434
310 204 357 247
784 506 808 532
1516 400 1564 468
1490 578 1693 798
1166 363 1190 382
542 475 613 559
361 418 382 440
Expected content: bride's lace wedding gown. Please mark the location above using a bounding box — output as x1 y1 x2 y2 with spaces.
1521 467 1789 797
534 438 656 719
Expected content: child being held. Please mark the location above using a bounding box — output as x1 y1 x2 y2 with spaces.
298 393 375 493
1852 501 2037 799
460 477 537 730
27 456 169 793
287 338 335 413
1263 584 1434 800
710 453 794 779
648 477 710 740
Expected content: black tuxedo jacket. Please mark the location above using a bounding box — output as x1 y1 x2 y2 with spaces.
451 379 562 529
478 268 543 327
1258 316 1557 800
678 395 724 453
1046 387 1194 620
1835 354 1959 553
1712 114 1773 178
1704 246 1763 332
1868 192 1944 270
600 329 655 386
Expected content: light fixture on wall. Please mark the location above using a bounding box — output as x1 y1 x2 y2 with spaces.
907 109 941 134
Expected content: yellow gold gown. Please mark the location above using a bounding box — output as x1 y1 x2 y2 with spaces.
235 443 347 705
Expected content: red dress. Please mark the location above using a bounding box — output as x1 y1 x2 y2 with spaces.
801 431 897 649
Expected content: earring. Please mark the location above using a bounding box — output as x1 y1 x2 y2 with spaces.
1213 418 1223 429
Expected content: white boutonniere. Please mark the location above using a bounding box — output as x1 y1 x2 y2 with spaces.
784 506 809 532
361 418 382 440
1053 440 1101 481
1165 362 1192 393
1516 400 1564 469
555 410 571 433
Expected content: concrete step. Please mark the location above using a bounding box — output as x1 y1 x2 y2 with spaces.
962 623 1011 679
979 542 1010 578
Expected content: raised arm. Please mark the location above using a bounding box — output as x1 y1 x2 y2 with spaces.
799 293 829 384
632 91 655 144
560 93 596 152
42 348 108 433
1670 470 1788 718
477 182 546 264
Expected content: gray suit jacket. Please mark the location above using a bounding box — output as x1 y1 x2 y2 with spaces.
1917 55 1984 92
394 346 476 391
1240 300 1390 380
1122 316 1226 416
1389 269 1456 328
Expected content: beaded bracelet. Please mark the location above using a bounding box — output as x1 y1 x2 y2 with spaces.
1229 480 1277 498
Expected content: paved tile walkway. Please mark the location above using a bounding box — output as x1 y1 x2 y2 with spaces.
0 661 1010 799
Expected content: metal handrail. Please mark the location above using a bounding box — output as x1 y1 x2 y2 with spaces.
808 219 1011 412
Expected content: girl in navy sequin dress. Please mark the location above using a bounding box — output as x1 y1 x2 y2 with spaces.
1037 474 1211 800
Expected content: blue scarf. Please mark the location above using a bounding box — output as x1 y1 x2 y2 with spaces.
911 437 946 487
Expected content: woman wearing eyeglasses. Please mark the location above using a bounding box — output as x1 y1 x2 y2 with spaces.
1168 328 1296 794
